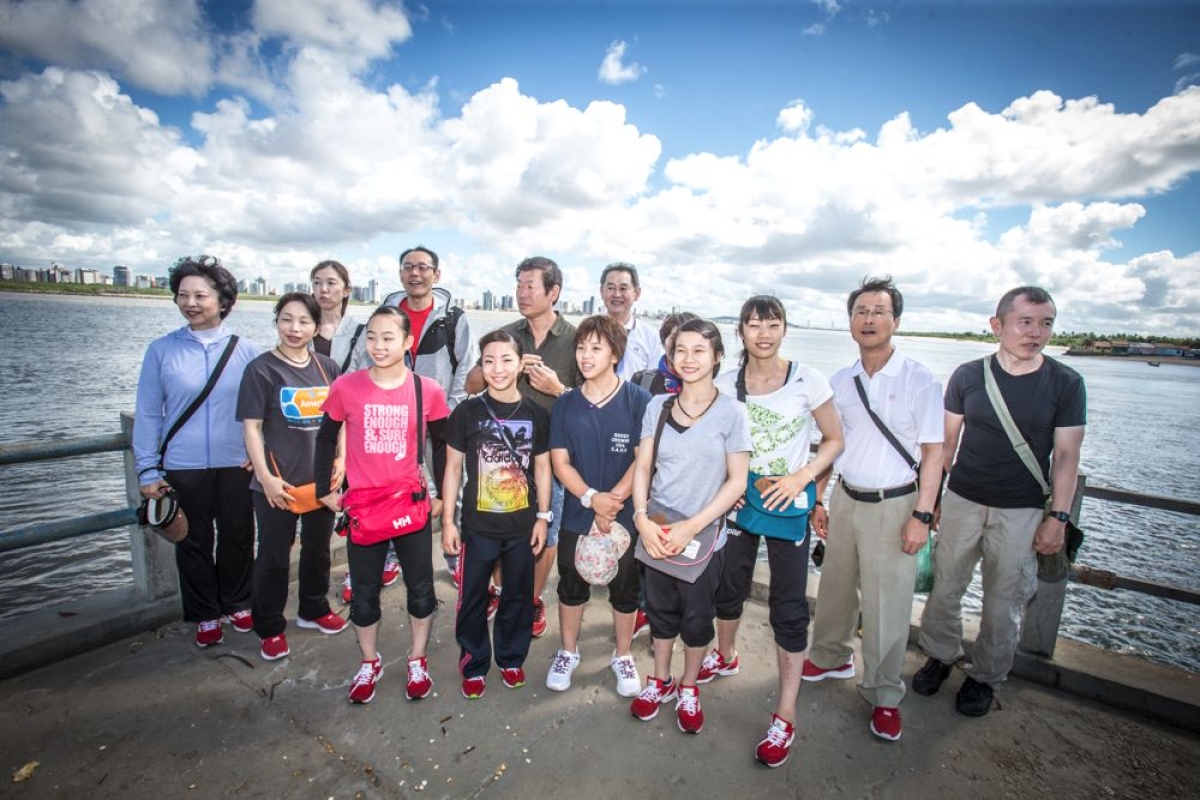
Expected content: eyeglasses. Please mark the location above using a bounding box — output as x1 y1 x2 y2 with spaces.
400 263 436 273
852 308 894 319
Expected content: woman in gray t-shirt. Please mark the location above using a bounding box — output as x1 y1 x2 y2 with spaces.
629 319 751 734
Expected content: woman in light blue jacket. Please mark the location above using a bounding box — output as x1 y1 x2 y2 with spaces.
133 255 260 649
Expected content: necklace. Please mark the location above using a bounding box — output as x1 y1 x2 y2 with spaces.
676 391 719 420
583 377 621 409
275 346 311 366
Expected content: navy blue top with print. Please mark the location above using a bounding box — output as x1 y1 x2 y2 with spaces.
443 395 550 538
550 380 652 534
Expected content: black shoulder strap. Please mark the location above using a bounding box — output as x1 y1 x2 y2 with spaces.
340 324 365 373
735 360 794 402
414 372 424 467
650 396 677 480
636 370 656 391
158 335 239 471
445 306 462 373
853 374 917 471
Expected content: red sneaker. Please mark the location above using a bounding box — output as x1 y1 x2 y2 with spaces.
632 608 650 640
696 649 739 684
195 619 223 648
871 706 902 741
297 612 348 635
486 585 501 621
406 655 433 700
462 676 486 699
755 714 796 767
260 634 289 661
382 553 401 587
222 609 253 633
341 572 352 605
531 598 548 638
348 655 383 704
501 667 526 689
801 658 855 682
675 685 704 734
630 676 677 721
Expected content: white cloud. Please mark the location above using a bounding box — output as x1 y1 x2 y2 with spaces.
777 100 815 134
866 10 890 27
812 0 842 16
1173 53 1200 70
803 23 826 37
253 0 413 65
598 40 647 85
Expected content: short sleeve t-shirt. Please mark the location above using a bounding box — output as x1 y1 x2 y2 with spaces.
400 300 434 361
550 380 652 534
640 392 751 548
946 356 1086 509
236 352 340 492
714 362 833 476
321 370 450 491
443 395 550 538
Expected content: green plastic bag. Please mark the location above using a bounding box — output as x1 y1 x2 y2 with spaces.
913 534 935 594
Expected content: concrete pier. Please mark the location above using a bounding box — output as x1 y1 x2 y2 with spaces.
3 566 1198 799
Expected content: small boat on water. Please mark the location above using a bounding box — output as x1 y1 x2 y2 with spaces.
1148 361 1161 367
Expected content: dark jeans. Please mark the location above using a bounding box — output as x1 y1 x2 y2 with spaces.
166 467 255 622
251 492 335 638
346 523 436 627
715 528 812 653
457 529 535 678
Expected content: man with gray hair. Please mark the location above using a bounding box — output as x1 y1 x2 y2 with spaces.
600 263 663 381
914 286 1086 717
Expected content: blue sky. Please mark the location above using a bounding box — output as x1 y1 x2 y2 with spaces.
1 0 1199 334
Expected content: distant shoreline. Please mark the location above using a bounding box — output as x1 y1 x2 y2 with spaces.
1060 352 1200 368
0 284 373 305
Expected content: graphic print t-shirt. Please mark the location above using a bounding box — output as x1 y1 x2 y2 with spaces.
237 352 340 492
321 370 450 491
443 395 550 538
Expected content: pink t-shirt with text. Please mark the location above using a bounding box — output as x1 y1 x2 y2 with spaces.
322 369 449 490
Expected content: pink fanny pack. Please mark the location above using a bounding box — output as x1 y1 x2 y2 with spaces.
342 481 429 546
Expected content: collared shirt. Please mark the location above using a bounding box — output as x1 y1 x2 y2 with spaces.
500 312 582 412
616 315 665 381
830 349 943 489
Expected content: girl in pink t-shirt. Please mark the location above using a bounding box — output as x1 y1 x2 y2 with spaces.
315 306 449 704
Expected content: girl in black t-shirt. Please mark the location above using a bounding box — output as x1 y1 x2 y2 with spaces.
442 330 552 699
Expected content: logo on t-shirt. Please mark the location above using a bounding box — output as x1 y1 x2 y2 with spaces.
477 420 532 513
363 403 411 461
280 386 329 426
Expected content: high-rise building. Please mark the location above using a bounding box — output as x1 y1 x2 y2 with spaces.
483 290 494 311
113 266 131 286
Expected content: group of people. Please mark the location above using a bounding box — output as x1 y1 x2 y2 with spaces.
134 251 1086 769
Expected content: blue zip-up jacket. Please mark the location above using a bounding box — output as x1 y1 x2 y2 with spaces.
133 323 260 484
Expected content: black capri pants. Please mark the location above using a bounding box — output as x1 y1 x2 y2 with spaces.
346 521 436 627
715 525 812 653
557 529 641 613
643 549 725 648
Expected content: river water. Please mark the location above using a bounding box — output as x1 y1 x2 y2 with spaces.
1 293 1197 673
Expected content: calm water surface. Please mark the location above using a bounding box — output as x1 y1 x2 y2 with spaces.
1 293 1197 673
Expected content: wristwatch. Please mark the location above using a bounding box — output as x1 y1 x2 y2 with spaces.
580 488 598 509
911 510 934 525
536 511 554 523
1048 510 1071 524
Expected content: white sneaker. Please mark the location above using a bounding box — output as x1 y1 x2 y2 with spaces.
545 649 581 692
611 651 641 698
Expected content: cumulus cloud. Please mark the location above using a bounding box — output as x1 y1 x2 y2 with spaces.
598 40 647 85
812 0 842 16
777 100 815 134
253 0 412 65
803 24 826 37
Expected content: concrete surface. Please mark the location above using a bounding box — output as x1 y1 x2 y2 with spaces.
3 565 1198 799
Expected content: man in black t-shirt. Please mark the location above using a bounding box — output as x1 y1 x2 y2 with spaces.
915 286 1086 718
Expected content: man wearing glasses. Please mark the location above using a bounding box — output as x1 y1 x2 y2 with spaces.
805 276 944 742
600 262 663 380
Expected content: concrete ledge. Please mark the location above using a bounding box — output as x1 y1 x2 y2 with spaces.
0 587 179 681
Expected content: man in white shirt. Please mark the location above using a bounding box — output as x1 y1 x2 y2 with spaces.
600 263 663 381
804 276 944 743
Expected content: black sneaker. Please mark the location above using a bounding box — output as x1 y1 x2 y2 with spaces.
912 657 952 696
955 676 994 717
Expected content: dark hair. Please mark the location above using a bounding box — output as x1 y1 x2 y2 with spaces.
737 295 787 365
600 262 640 290
273 292 322 325
400 246 439 269
515 256 563 293
574 315 628 362
673 318 726 378
478 329 524 359
996 285 1055 318
368 304 412 336
658 311 699 346
847 275 904 320
169 255 238 318
310 259 352 314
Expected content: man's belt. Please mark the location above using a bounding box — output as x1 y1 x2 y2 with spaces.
841 481 917 504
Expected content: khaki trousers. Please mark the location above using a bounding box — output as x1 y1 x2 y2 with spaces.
917 490 1041 688
809 483 918 708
